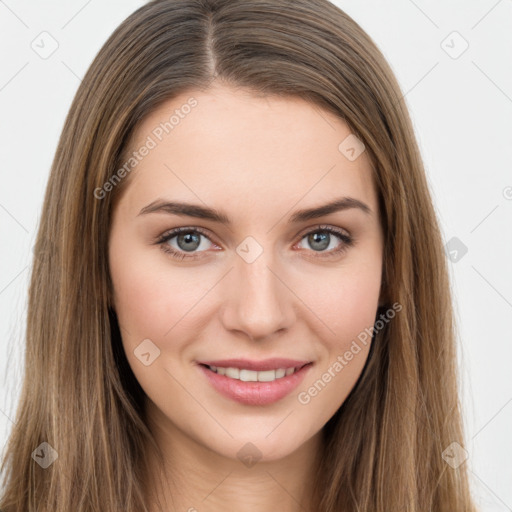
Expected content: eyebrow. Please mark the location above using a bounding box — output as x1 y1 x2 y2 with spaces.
137 196 372 224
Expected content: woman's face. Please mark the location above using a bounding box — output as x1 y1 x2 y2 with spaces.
109 84 384 463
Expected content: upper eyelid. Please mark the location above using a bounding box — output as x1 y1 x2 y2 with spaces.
158 226 219 246
295 223 351 239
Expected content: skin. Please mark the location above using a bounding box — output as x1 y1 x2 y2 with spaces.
108 83 385 512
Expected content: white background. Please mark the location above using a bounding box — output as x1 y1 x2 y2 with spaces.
0 1 511 509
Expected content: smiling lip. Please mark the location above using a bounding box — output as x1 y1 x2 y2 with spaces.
197 358 311 371
196 359 313 406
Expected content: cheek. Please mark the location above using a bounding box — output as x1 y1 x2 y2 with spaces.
292 258 380 411
295 280 377 424
296 259 381 345
109 238 203 341
109 244 204 398
109 253 165 338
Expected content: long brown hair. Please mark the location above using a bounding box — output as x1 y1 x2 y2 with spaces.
0 0 478 510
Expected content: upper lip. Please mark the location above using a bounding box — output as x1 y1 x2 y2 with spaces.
197 358 312 372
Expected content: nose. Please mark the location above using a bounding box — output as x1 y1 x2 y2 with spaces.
220 251 296 341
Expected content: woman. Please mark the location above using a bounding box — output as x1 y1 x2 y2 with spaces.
0 0 478 510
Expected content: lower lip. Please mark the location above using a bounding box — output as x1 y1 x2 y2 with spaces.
198 363 313 406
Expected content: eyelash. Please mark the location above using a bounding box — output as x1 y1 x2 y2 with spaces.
155 225 354 261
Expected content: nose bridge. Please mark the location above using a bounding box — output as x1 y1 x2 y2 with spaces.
221 243 295 339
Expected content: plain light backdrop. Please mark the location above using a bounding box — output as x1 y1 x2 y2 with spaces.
0 0 511 510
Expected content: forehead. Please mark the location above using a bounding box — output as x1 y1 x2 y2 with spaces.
120 85 378 220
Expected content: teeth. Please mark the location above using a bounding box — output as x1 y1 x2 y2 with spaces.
208 365 298 382
225 367 240 379
254 370 275 382
276 368 286 378
239 369 258 382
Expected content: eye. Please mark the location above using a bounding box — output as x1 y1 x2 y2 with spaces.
155 224 354 261
156 227 217 261
294 225 354 258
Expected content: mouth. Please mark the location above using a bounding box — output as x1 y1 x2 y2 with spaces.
199 362 310 382
196 359 314 406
